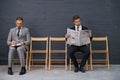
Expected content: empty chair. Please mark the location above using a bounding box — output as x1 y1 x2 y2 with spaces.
29 37 48 70
90 36 110 70
48 37 67 70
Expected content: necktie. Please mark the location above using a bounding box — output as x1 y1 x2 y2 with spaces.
77 27 79 31
17 28 21 37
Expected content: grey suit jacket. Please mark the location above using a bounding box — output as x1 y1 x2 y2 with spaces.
7 27 30 47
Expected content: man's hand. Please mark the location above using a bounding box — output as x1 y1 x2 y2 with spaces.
88 34 92 38
65 34 70 38
20 41 25 45
11 40 16 45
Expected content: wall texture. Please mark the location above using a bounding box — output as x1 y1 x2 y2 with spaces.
0 0 120 64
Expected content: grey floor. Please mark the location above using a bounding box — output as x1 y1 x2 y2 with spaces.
0 65 120 80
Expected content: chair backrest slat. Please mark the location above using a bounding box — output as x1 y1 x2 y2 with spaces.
31 37 48 41
49 37 66 41
92 37 107 41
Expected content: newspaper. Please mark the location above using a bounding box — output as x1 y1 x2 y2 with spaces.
66 28 91 46
11 43 21 47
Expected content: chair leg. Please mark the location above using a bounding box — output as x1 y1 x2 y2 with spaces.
45 51 48 70
106 52 110 70
31 55 34 66
90 53 93 70
48 56 51 70
86 60 88 71
65 53 67 70
48 51 51 70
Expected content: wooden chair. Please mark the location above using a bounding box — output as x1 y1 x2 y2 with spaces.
28 37 48 70
69 52 88 70
48 37 67 70
90 36 110 70
12 50 29 70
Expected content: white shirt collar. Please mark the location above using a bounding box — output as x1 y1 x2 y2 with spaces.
75 25 82 31
16 26 22 29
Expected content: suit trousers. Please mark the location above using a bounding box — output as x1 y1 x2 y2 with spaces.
8 46 26 67
68 45 90 68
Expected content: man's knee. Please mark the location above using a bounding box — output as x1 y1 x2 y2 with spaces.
69 51 76 58
9 46 16 51
17 46 25 52
84 49 90 56
83 46 90 54
68 48 76 57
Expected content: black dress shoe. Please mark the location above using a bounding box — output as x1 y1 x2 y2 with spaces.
8 67 13 75
19 67 26 75
74 68 79 72
80 67 86 73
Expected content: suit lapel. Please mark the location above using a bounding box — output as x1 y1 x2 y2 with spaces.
14 27 18 37
19 27 24 37
20 27 25 37
71 26 75 30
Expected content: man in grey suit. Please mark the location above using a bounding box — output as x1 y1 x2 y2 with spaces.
7 17 30 75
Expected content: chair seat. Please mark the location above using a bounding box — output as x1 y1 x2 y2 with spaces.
31 50 47 53
50 50 67 53
91 50 108 53
92 59 107 63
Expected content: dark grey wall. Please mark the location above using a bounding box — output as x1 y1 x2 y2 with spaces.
0 0 120 64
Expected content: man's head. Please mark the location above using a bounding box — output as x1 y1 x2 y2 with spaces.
16 17 23 28
73 15 81 26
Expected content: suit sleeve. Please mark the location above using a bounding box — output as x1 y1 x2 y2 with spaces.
83 26 93 40
7 29 12 45
24 28 30 46
86 27 93 40
87 27 93 40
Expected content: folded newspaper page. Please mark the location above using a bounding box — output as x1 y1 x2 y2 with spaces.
66 28 91 46
11 43 21 47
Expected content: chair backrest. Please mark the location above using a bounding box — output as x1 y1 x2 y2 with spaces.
91 36 108 51
49 37 66 41
30 37 49 51
31 37 48 41
49 37 67 50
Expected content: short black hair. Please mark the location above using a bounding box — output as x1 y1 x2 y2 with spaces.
73 15 80 22
16 16 23 22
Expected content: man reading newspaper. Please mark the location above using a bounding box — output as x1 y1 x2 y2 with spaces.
65 15 92 73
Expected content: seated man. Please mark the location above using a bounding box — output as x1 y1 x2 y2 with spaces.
65 15 92 73
7 17 30 75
